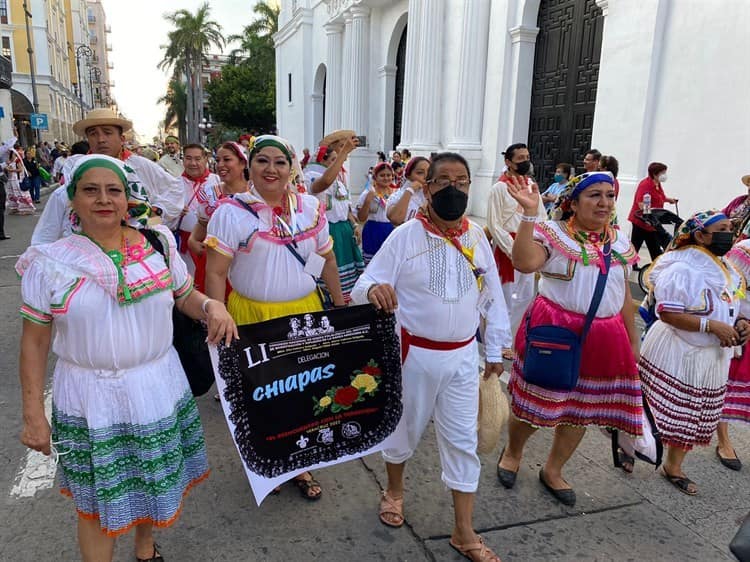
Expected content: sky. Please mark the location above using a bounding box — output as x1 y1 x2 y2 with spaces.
102 0 257 141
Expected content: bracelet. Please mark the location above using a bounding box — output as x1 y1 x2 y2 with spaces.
201 298 214 315
700 318 709 333
520 214 537 223
405 187 415 195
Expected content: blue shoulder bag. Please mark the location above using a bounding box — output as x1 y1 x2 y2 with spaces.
522 243 611 391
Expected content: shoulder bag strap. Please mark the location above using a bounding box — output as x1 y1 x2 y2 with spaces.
234 197 311 273
580 242 611 342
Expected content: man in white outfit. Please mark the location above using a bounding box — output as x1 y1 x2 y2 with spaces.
351 152 509 562
486 142 547 358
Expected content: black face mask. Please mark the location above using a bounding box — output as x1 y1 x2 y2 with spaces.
430 184 468 222
706 231 734 256
514 160 531 176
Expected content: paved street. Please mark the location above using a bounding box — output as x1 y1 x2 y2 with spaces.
1 195 749 561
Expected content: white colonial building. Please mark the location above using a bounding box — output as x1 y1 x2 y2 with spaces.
274 0 750 224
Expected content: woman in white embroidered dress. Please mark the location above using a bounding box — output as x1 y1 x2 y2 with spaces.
205 134 345 500
6 145 35 215
639 210 748 495
17 155 236 562
356 161 395 264
386 156 430 226
498 171 643 507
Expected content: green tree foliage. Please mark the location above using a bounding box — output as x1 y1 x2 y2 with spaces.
159 2 225 143
158 77 187 144
207 1 279 132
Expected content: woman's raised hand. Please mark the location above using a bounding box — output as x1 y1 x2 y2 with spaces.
506 175 540 213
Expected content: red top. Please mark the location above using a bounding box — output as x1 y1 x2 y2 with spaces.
628 176 666 231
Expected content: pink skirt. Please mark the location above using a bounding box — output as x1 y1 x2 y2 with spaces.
723 345 750 424
508 296 643 436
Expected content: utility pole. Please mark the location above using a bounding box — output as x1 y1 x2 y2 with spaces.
22 0 40 143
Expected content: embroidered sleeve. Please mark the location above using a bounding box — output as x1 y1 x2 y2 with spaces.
654 262 702 315
206 204 243 258
314 200 333 254
19 260 53 325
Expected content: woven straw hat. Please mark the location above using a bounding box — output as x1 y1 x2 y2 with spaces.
73 108 133 137
477 371 510 454
742 174 750 188
320 129 356 147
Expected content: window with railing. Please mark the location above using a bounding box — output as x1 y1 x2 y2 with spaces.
0 0 7 25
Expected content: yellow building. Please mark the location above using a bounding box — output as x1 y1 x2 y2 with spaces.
0 0 95 146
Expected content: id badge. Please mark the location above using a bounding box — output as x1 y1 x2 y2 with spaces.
477 289 493 318
304 252 326 277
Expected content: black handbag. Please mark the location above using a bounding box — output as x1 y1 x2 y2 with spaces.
731 513 750 561
141 229 215 397
19 176 32 192
522 243 611 391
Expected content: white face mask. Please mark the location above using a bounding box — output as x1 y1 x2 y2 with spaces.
658 174 668 183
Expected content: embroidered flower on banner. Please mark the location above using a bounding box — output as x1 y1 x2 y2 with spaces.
312 359 382 416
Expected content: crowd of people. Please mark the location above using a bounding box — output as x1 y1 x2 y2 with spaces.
11 107 750 562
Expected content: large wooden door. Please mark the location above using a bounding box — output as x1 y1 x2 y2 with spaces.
528 0 603 186
392 25 407 150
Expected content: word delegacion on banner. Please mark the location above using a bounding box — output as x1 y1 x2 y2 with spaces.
210 304 406 504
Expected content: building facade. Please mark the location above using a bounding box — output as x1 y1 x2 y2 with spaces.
274 0 750 225
85 0 113 110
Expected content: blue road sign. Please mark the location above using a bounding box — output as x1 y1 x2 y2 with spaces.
30 113 48 130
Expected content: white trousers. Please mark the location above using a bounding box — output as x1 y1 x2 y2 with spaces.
502 271 536 344
383 341 480 493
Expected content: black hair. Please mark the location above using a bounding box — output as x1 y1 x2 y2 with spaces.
599 155 619 177
556 163 573 178
426 152 471 181
584 148 602 161
503 143 528 162
71 141 89 155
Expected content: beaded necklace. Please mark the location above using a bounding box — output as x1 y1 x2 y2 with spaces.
565 217 627 271
82 229 132 302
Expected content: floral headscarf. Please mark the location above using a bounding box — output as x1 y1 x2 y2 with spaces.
64 154 153 229
550 171 614 220
667 209 728 251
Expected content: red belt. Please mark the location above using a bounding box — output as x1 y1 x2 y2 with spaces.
401 327 475 363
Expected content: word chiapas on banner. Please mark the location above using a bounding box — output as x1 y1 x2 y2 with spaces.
213 305 403 491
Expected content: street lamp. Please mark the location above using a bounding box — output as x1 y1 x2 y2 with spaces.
89 66 101 107
197 117 213 145
75 45 92 119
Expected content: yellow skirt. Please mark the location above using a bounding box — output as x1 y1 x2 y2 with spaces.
227 291 323 326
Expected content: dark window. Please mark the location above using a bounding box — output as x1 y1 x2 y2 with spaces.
2 37 11 70
0 1 7 25
288 73 292 103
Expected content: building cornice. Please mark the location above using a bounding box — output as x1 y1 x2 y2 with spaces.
274 7 313 47
509 25 539 45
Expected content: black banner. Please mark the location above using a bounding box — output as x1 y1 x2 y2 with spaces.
216 305 402 479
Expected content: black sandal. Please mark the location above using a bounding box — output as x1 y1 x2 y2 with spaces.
136 543 164 562
662 468 698 496
616 448 635 474
293 473 322 501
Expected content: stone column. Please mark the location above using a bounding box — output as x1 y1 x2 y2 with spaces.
447 0 492 150
340 13 354 129
347 6 370 136
399 0 444 152
324 22 344 133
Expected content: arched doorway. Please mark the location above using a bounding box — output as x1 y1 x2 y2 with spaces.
527 0 604 185
11 88 34 146
392 25 407 150
312 63 326 145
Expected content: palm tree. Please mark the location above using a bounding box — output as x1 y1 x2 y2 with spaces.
159 2 224 143
228 1 279 62
158 78 187 144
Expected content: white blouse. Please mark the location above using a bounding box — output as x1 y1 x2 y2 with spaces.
650 245 745 347
17 225 192 370
386 179 426 223
351 219 511 362
179 172 222 232
534 221 639 317
206 191 333 302
356 188 392 223
304 163 352 224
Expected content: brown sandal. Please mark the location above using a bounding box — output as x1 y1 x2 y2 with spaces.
293 472 322 501
449 535 502 562
378 491 404 528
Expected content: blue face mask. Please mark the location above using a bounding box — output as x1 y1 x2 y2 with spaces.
554 173 565 183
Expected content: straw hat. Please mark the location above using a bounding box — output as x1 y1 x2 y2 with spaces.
320 129 356 147
742 174 750 188
73 108 133 137
477 371 510 455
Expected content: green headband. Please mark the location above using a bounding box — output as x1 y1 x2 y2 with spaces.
250 138 293 164
67 158 130 200
165 135 179 144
